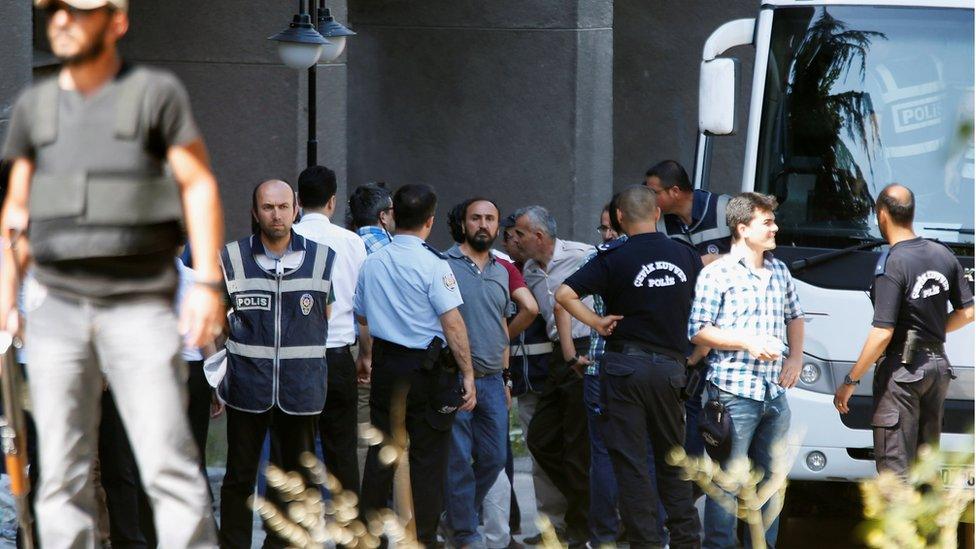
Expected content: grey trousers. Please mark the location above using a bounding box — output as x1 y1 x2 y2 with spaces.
26 289 217 549
516 392 567 531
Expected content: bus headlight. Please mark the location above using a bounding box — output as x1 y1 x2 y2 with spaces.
800 363 821 385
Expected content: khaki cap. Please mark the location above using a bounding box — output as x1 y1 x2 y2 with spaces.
34 0 128 13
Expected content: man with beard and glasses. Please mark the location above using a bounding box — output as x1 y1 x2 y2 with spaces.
218 180 336 549
442 198 515 549
1 1 223 546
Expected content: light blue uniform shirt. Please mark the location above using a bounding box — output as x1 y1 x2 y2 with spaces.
353 234 464 349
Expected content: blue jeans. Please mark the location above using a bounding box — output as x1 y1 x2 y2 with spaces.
684 379 705 457
583 372 667 545
446 373 509 546
703 384 791 549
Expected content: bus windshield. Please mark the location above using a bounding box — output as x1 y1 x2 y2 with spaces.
755 6 973 253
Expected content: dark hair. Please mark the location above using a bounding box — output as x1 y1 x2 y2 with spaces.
645 160 692 193
297 165 337 210
726 192 778 240
606 195 623 234
347 182 392 230
393 184 438 231
0 159 11 212
447 197 500 243
876 184 915 225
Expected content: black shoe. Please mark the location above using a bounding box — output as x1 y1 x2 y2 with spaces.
522 533 545 545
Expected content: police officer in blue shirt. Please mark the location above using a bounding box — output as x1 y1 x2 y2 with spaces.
354 184 477 547
556 186 704 549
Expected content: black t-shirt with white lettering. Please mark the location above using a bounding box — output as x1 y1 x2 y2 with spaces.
871 237 974 345
564 232 703 354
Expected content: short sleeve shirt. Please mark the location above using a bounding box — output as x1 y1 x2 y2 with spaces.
523 239 596 341
2 64 200 298
497 257 527 294
871 237 974 344
564 232 702 355
446 245 512 373
353 235 463 349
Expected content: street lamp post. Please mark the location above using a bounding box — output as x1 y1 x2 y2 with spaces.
270 0 354 168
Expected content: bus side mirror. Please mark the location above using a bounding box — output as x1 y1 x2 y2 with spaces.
699 57 739 136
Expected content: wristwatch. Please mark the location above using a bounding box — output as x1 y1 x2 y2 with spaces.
566 354 581 367
843 373 860 386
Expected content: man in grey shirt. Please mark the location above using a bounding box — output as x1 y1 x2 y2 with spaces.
509 205 595 544
443 198 513 548
1 2 222 546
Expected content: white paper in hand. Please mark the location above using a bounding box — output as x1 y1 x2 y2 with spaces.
203 349 227 388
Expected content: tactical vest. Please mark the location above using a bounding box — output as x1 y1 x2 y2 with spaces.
874 56 946 160
509 314 552 396
27 66 184 263
219 234 335 415
657 192 731 254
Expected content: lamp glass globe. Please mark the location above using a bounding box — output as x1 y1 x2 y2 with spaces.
319 36 347 62
277 42 324 69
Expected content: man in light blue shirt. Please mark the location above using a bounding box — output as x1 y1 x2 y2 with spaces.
353 183 476 547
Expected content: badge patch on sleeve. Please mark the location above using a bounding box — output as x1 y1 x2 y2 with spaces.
300 293 314 315
707 244 719 255
443 273 458 292
235 293 271 312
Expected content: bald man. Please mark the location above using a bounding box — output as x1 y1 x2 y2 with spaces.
218 179 336 548
835 184 973 475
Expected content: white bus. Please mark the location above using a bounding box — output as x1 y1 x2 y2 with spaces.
696 0 974 483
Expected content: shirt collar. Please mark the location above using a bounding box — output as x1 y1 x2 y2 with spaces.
447 243 497 264
392 234 424 247
251 230 306 258
299 212 332 225
730 247 774 272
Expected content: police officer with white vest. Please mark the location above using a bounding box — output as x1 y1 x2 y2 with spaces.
1 1 223 546
834 184 974 475
218 179 336 549
354 184 476 547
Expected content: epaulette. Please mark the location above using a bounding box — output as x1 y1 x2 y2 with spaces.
596 238 626 255
423 242 448 259
873 249 890 277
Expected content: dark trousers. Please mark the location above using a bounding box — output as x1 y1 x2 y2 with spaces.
526 340 590 540
361 347 454 547
321 346 361 495
219 407 317 549
99 360 212 549
872 351 953 475
601 350 701 549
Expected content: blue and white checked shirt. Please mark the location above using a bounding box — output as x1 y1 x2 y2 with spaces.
688 251 803 401
583 235 628 375
357 225 392 255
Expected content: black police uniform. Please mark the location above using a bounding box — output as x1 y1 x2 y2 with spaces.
870 237 973 475
563 232 703 549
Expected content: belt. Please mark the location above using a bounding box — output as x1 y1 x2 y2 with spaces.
915 341 945 353
605 339 685 364
510 342 554 357
372 338 428 357
326 345 353 354
473 370 501 379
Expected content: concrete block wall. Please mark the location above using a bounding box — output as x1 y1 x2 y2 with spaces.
347 0 614 248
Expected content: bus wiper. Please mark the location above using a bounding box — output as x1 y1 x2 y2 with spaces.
923 227 975 235
789 238 887 273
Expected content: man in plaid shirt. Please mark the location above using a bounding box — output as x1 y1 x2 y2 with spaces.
688 192 804 549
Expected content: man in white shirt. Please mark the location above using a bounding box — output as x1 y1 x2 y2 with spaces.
294 165 369 496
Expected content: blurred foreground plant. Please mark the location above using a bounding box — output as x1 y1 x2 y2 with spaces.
250 385 422 548
859 445 974 549
667 435 801 549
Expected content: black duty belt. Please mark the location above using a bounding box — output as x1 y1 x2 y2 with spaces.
605 339 685 365
326 345 353 354
372 338 428 357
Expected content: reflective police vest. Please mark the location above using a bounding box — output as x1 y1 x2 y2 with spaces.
509 314 552 396
657 190 732 256
26 66 184 263
219 233 335 415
